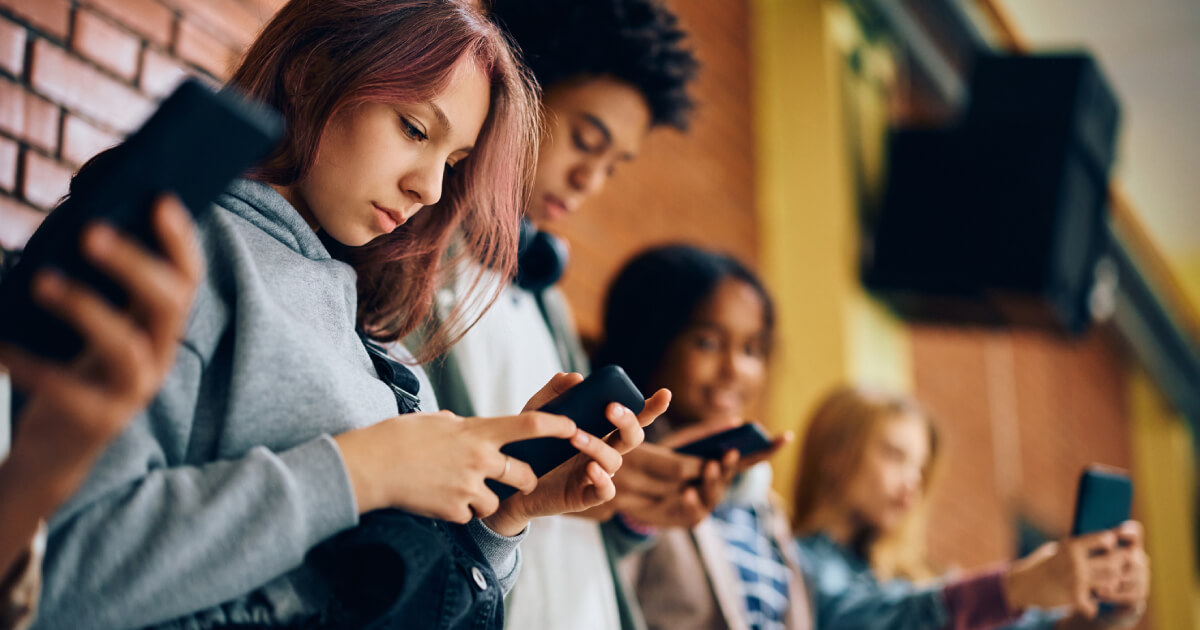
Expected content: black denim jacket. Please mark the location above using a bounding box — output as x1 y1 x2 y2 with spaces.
291 336 504 629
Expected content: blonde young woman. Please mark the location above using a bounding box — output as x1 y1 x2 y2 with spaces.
792 387 1150 630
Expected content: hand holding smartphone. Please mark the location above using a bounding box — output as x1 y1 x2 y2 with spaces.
1071 464 1134 616
0 79 283 361
486 365 645 500
674 422 775 460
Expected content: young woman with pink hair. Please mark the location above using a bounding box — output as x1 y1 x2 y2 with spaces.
28 1 662 628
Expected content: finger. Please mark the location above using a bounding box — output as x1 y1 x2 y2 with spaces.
17 365 131 443
570 430 622 476
613 464 684 499
585 460 616 504
151 195 204 288
634 388 672 429
82 222 191 354
522 372 585 412
737 432 793 470
1114 520 1143 548
1076 591 1098 620
497 457 538 496
479 411 577 444
699 460 724 508
629 443 705 481
1074 529 1119 556
0 342 60 393
1086 552 1124 584
677 486 708 526
658 417 741 449
719 450 741 487
469 488 501 520
604 402 645 454
31 271 150 391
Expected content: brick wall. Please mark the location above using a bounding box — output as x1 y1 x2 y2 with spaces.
911 324 1137 573
551 0 760 341
0 0 282 251
0 1 761 344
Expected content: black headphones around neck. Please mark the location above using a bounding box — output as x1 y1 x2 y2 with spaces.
516 219 569 293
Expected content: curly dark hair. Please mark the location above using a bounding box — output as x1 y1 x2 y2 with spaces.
488 0 699 130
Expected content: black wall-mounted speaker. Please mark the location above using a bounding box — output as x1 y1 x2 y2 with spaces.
864 53 1120 334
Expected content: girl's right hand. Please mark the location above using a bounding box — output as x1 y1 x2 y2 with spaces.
333 409 578 523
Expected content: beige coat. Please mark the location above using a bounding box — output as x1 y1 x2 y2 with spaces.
621 487 812 630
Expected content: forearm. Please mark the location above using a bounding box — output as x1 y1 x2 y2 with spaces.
942 567 1022 630
39 435 359 629
0 448 89 577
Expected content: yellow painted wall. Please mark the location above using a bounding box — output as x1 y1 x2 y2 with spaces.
1129 369 1200 629
1178 253 1200 318
750 0 910 509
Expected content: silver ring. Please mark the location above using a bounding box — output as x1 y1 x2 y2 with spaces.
500 454 511 481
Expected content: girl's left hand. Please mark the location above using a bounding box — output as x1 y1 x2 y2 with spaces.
482 373 671 536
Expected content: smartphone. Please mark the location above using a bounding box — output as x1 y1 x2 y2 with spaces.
0 78 284 361
486 365 645 501
674 422 774 460
1071 464 1132 536
1071 465 1133 615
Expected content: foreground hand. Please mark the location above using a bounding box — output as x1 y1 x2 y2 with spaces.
483 373 672 536
2 195 202 505
580 420 792 528
0 196 200 576
334 408 577 522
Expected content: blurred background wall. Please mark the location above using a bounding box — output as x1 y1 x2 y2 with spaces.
0 0 1195 627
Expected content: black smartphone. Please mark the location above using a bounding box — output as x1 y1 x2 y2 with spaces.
0 78 283 361
1072 464 1132 536
486 365 645 501
674 422 774 460
1071 465 1133 615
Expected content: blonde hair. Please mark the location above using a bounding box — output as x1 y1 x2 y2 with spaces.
791 385 941 581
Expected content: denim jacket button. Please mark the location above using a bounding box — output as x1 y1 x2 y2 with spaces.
470 566 488 591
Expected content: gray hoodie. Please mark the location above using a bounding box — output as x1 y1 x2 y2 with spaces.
34 180 521 630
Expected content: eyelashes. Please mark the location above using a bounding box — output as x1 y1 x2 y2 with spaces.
399 115 428 142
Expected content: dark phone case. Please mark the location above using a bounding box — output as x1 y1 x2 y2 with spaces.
486 365 645 501
1070 465 1132 616
674 422 773 460
0 78 283 361
1071 465 1132 536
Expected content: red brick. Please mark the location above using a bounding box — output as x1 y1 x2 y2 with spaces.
0 0 70 40
20 150 71 210
81 0 174 48
62 114 119 166
72 9 141 81
0 193 45 249
0 137 16 192
0 77 60 153
0 16 25 75
140 47 190 98
175 19 235 80
30 40 152 134
166 0 260 49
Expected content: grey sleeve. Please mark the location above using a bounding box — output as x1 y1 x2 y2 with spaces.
466 519 528 595
35 348 361 630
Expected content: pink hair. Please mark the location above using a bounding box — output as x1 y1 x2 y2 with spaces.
230 0 539 360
